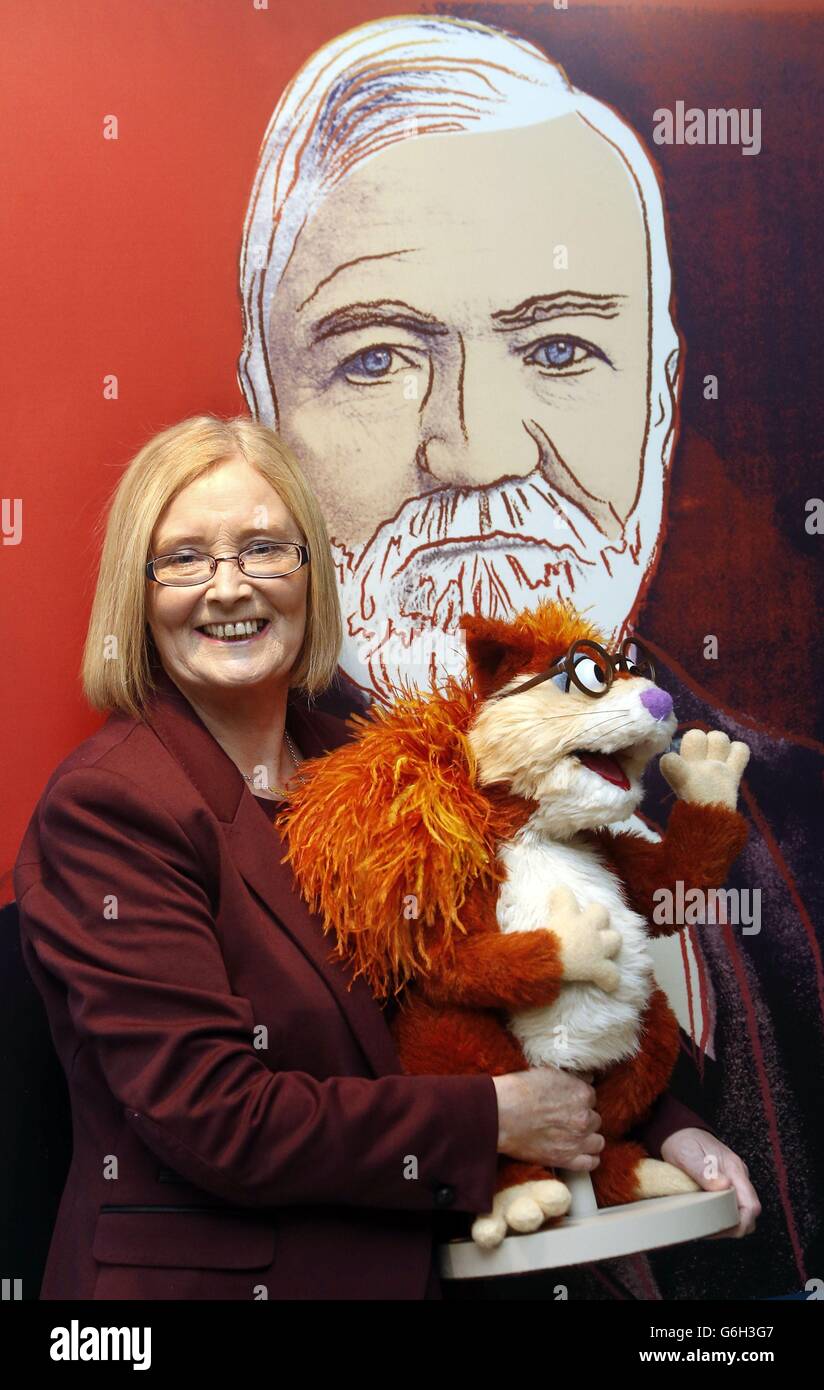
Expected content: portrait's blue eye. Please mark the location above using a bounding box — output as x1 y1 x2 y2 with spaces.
346 347 394 378
537 340 576 367
549 672 569 693
524 336 610 373
362 348 392 375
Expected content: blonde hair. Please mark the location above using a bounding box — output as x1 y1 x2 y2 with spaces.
81 415 343 718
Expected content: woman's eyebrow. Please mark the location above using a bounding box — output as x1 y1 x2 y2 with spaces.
155 526 293 551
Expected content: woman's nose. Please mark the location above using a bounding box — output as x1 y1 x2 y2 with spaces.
640 686 673 721
206 557 253 597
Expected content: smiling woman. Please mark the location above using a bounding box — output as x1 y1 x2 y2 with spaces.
138 448 320 798
83 416 340 713
13 413 515 1300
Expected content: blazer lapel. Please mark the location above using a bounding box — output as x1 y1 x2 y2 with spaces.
142 665 401 1079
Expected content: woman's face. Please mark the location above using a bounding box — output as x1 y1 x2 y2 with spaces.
145 456 309 703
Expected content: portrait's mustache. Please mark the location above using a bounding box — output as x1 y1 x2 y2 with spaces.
351 528 591 606
345 470 606 581
364 531 595 583
330 466 655 700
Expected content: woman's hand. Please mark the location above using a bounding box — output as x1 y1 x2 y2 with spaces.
660 1127 761 1237
492 1067 605 1170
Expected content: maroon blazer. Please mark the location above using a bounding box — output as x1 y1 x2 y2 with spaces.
13 663 708 1301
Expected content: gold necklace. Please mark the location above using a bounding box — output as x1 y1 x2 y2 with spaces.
240 729 304 799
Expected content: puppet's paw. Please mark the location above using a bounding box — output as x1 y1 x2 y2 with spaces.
660 729 750 810
470 1192 510 1249
547 886 621 993
635 1158 701 1198
471 1179 572 1246
520 1178 572 1221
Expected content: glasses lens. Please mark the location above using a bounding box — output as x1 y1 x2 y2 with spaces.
568 641 612 696
240 542 303 577
620 639 655 681
152 552 213 585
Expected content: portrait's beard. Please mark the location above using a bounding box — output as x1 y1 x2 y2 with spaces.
332 466 663 703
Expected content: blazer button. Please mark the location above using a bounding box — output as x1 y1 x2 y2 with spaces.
433 1184 455 1208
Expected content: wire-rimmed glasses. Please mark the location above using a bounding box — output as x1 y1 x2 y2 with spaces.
494 637 656 700
146 541 309 587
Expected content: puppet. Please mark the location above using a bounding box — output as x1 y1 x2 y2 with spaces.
279 600 750 1247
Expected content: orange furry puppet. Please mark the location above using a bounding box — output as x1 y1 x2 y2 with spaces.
277 599 750 1248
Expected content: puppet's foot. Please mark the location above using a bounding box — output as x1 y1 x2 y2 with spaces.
507 1178 572 1230
471 1179 571 1249
635 1158 700 1197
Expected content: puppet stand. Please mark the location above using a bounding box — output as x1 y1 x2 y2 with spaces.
438 1170 739 1279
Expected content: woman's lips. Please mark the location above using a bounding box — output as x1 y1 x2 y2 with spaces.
195 619 272 644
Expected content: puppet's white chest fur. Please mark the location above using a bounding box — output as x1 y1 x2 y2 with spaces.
495 820 654 1072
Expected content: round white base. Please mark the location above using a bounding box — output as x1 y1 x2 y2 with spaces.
438 1187 739 1280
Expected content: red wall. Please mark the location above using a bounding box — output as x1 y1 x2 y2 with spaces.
2 0 821 893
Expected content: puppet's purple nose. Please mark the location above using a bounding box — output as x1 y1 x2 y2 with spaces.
640 687 673 721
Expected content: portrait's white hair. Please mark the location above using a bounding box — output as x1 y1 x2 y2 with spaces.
239 11 680 446
238 13 683 693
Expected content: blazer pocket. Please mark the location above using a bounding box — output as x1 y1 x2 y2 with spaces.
92 1207 276 1269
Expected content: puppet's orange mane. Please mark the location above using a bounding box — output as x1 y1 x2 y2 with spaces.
276 676 496 997
277 599 605 997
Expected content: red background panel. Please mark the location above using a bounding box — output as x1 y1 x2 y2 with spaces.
1 0 822 889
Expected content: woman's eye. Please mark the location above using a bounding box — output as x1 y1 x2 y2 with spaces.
339 344 417 383
524 336 609 373
246 542 282 556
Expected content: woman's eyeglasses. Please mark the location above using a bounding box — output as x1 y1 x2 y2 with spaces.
146 541 309 587
494 637 656 700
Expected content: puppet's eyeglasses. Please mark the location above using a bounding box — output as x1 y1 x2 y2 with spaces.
494 638 656 700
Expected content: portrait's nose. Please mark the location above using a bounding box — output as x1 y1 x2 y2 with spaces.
640 686 673 721
418 342 540 487
421 422 539 488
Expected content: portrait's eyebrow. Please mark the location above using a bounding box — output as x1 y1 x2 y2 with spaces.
306 290 627 344
308 300 450 346
491 292 627 331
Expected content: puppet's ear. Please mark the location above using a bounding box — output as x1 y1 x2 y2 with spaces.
460 614 535 701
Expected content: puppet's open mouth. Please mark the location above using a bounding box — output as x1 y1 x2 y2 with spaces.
574 749 631 791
